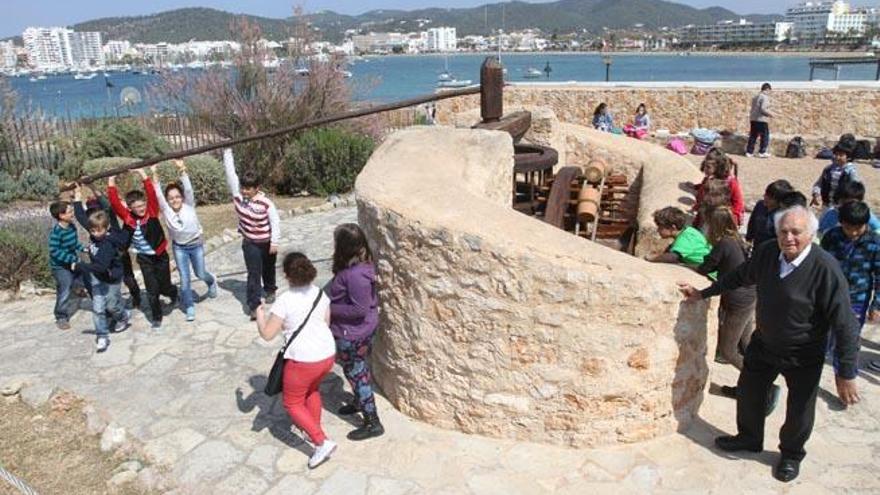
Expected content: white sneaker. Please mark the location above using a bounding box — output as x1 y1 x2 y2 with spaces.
96 337 110 353
308 439 337 469
745 152 754 158
758 152 772 158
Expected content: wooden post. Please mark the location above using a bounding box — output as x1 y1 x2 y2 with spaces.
480 56 503 123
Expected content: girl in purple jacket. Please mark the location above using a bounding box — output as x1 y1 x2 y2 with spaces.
329 223 384 440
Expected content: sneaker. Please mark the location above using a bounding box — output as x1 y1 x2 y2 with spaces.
308 440 337 469
185 307 196 322
745 152 754 158
264 291 276 304
207 282 218 299
96 337 110 353
56 320 71 331
151 319 162 330
112 310 132 333
758 152 772 159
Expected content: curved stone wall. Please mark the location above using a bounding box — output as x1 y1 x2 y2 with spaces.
356 127 714 448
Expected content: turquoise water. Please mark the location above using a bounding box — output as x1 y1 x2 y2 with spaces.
8 52 878 117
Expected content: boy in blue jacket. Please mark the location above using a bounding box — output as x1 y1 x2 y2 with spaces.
74 184 131 353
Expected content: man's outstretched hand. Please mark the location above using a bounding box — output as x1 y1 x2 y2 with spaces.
677 282 702 302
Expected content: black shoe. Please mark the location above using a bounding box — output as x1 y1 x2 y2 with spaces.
720 385 737 399
765 385 781 417
347 412 385 441
715 435 762 453
337 404 358 415
773 457 800 482
249 310 257 321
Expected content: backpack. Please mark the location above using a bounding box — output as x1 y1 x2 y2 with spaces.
785 136 806 158
667 138 688 155
838 133 857 151
816 147 834 160
853 139 873 160
691 140 713 156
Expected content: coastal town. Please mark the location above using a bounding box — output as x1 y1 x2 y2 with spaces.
1 0 880 76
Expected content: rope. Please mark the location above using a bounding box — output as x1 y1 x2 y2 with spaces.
0 465 39 495
60 85 482 192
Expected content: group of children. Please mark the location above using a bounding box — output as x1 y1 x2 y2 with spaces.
648 142 880 379
47 149 384 468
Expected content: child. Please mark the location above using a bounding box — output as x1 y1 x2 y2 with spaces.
746 179 793 248
623 103 650 139
48 200 89 330
255 252 337 469
696 207 759 397
84 184 142 308
646 206 711 268
811 144 859 208
693 178 732 230
73 186 131 352
818 180 880 236
329 223 384 441
820 201 880 373
152 161 218 321
108 169 178 328
223 148 281 320
592 103 613 133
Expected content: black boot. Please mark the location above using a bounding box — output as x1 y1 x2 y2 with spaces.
347 412 385 441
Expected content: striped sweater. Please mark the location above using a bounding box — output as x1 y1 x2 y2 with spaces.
223 149 281 245
48 222 82 270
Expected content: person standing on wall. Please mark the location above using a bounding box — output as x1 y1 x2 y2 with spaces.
746 83 773 159
678 206 861 483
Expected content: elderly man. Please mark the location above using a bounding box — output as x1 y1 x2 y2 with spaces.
679 205 860 483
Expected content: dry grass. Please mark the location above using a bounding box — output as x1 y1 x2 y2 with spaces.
0 393 152 495
194 195 327 241
684 154 880 213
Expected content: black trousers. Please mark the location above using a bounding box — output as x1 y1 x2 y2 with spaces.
137 252 178 322
736 336 824 461
121 250 141 305
242 239 277 311
746 121 770 154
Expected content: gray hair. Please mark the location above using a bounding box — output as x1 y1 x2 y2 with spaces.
774 205 818 238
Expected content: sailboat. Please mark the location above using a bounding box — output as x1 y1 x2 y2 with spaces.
436 53 472 88
523 67 542 79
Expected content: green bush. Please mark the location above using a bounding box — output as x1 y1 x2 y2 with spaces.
83 155 227 206
17 168 59 200
281 128 374 196
0 170 20 204
58 120 169 180
0 221 53 293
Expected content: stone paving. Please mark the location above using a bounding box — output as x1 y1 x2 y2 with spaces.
1 206 879 494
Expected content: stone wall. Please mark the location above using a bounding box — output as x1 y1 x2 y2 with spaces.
436 83 880 138
356 127 715 448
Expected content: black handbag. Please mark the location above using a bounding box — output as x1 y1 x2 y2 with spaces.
264 290 323 396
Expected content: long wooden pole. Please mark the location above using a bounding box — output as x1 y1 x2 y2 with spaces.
61 85 481 191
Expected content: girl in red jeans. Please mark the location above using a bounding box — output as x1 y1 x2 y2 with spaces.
255 252 337 469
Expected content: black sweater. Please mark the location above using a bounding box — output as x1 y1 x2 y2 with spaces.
700 241 860 379
697 238 756 310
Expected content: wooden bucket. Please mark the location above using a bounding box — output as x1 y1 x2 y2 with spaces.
577 186 600 223
584 159 607 184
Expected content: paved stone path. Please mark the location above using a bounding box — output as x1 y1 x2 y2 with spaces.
2 206 879 494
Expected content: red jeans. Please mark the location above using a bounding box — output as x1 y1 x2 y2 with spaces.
282 356 334 445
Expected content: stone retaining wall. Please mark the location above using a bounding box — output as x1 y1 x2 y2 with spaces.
436 83 880 139
356 127 715 448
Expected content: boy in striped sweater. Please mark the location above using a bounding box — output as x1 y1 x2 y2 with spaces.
223 148 281 319
48 201 89 330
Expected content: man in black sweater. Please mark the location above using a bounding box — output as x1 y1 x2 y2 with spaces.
679 205 860 483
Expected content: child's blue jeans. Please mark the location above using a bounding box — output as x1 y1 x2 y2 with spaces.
90 275 126 337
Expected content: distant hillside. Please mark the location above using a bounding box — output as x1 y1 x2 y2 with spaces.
52 1 782 44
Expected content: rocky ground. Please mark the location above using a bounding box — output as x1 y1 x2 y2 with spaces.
1 206 879 494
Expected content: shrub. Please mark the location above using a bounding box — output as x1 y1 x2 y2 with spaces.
58 120 169 180
0 170 19 204
17 168 59 200
0 220 53 294
282 128 374 196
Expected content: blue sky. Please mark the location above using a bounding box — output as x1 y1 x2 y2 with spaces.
4 1 878 38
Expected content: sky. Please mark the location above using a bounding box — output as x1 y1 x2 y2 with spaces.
4 0 879 38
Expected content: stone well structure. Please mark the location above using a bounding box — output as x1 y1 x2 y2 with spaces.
356 126 717 448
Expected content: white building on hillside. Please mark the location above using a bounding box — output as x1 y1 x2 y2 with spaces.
427 27 457 52
103 40 132 62
0 41 17 68
23 27 103 69
785 1 879 40
678 19 792 46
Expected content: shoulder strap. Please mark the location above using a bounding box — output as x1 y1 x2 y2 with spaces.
279 290 323 356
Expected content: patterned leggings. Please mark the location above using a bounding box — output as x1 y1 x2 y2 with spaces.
335 334 377 415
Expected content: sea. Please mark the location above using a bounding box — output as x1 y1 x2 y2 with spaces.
7 52 879 118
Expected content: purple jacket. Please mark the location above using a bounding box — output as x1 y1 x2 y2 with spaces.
329 262 379 340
